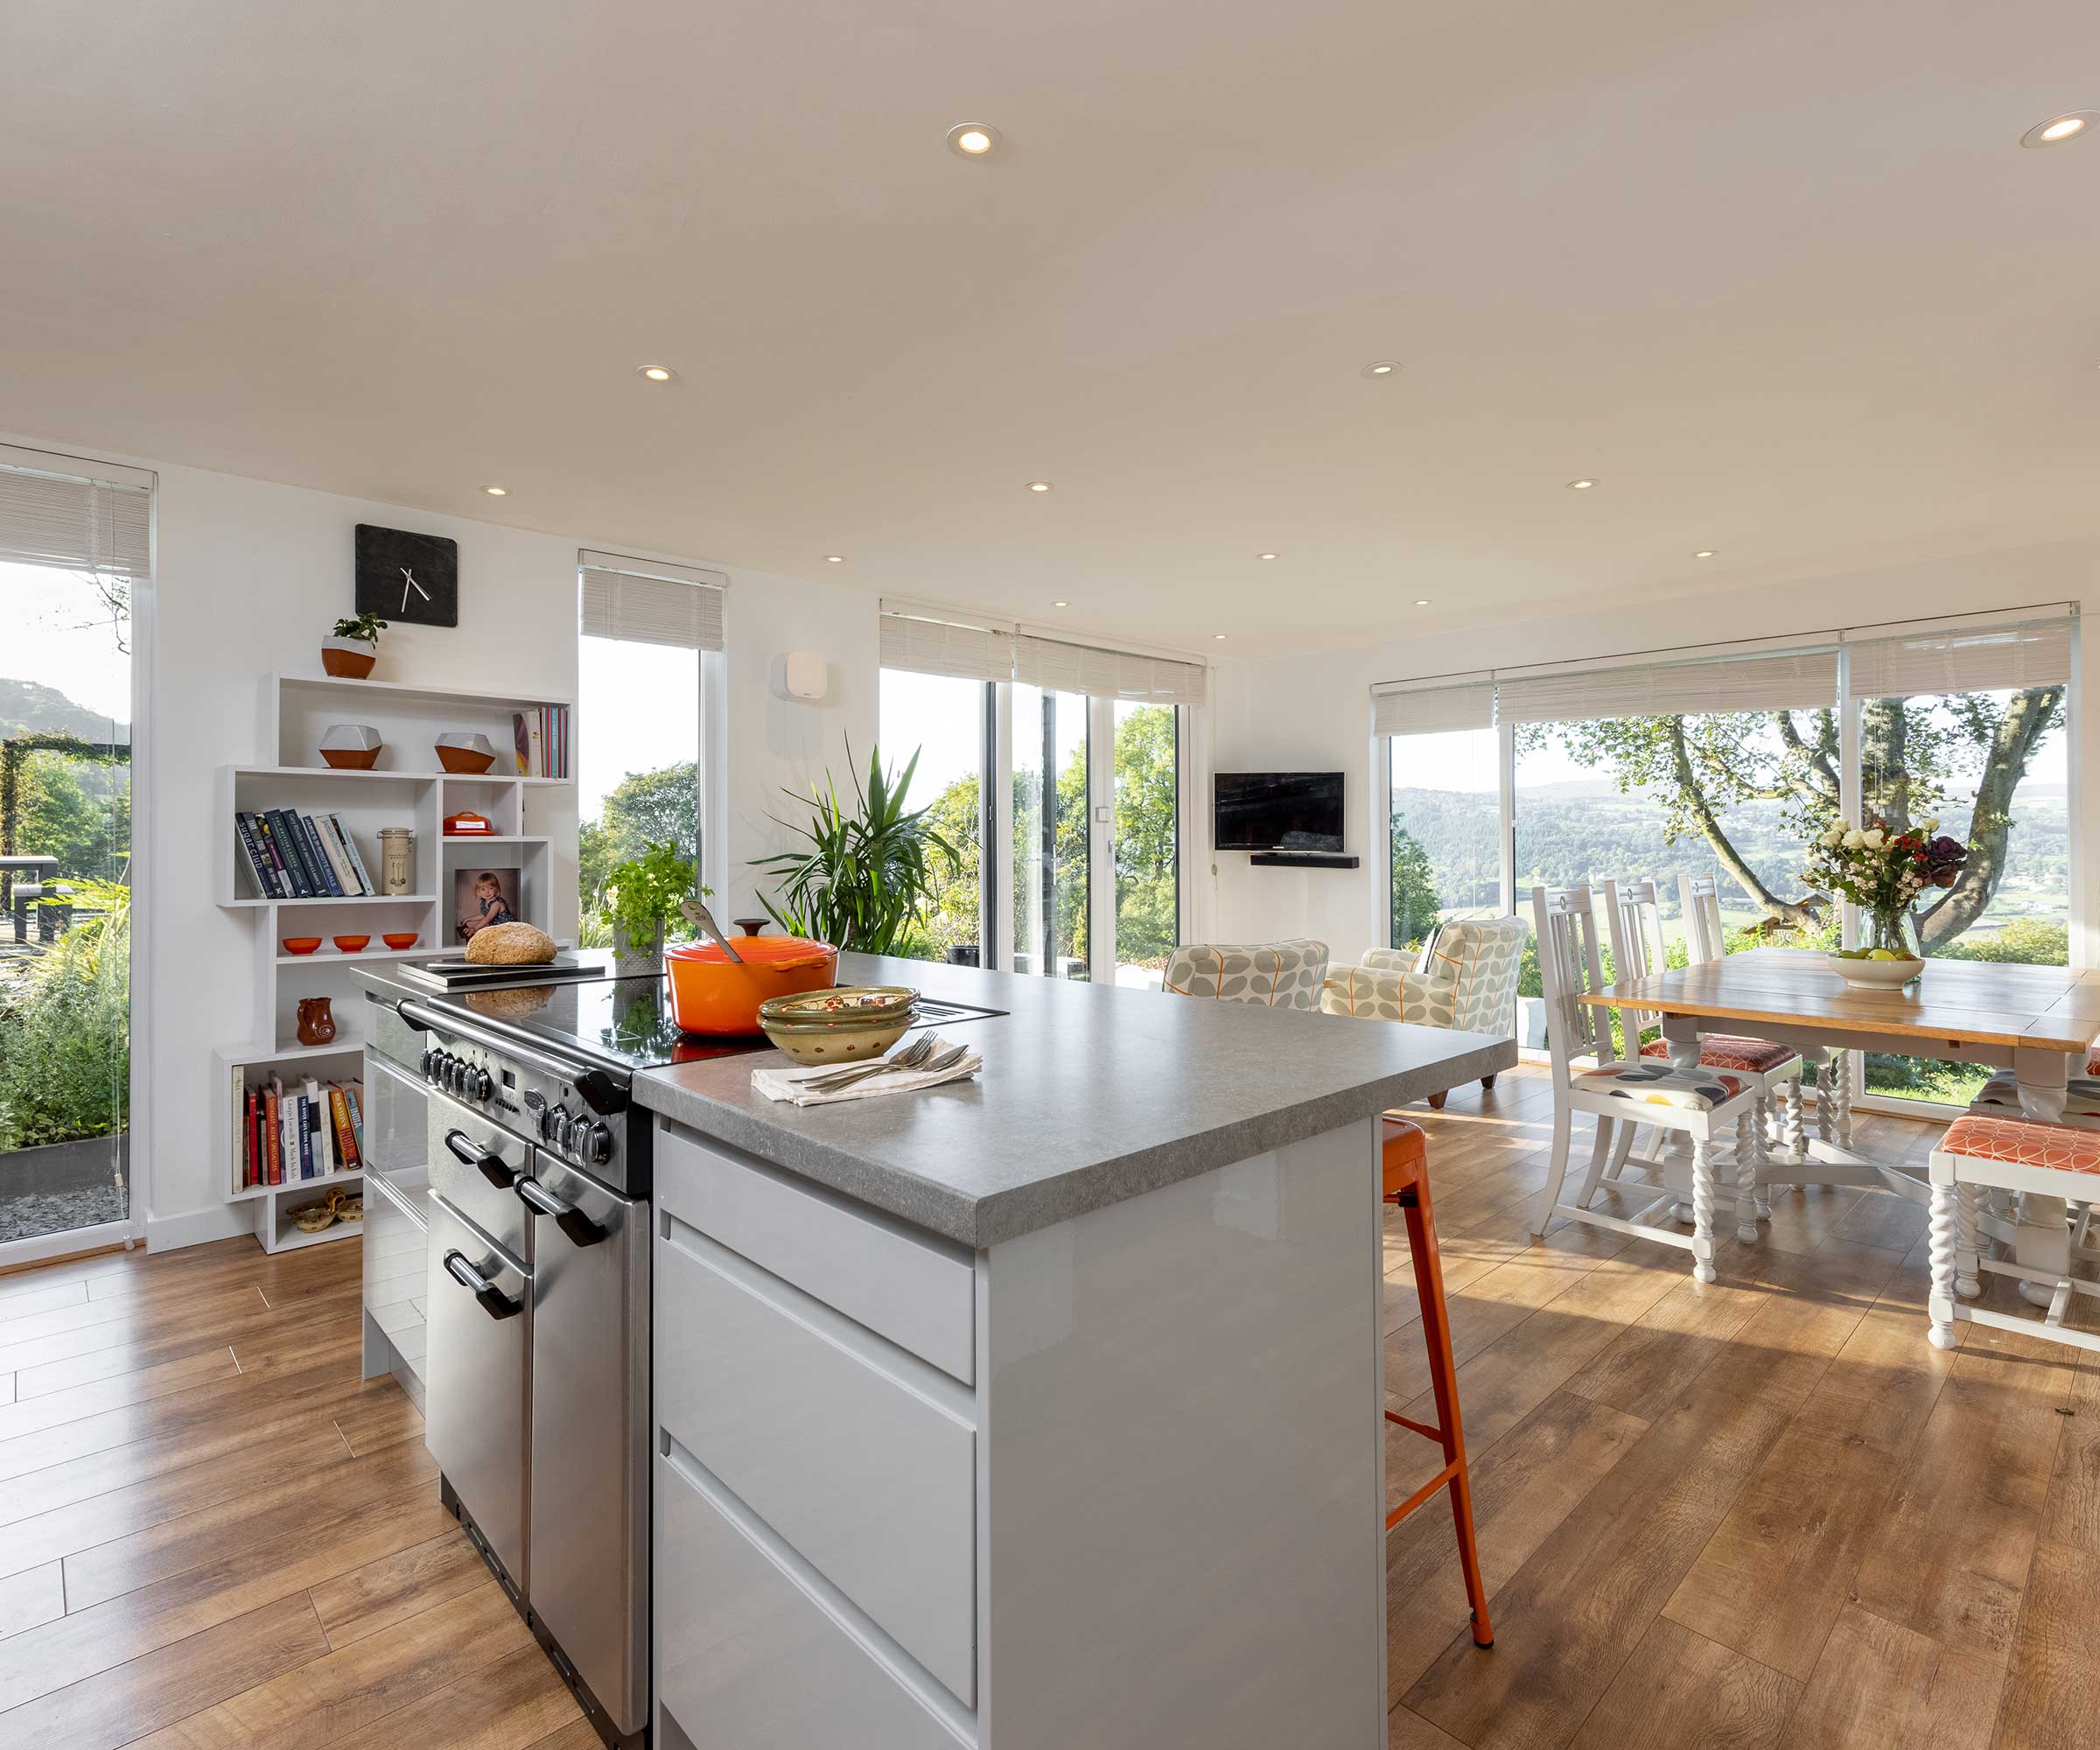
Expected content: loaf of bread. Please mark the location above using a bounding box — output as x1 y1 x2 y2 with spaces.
463 922 557 965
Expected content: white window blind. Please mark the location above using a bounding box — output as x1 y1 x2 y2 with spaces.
878 607 1018 683
1012 634 1208 705
0 461 150 578
1496 648 1837 724
578 550 725 651
1373 680 1494 738
1846 620 2072 698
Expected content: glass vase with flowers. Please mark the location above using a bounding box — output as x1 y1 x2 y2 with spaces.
1802 816 1969 978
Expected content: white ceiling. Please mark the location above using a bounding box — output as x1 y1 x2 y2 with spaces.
4 1 2097 657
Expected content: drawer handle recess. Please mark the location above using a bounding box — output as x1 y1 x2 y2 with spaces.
443 1250 522 1320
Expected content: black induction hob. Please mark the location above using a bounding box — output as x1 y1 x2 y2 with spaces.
427 970 1006 1072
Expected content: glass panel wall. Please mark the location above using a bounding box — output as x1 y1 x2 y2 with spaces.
878 669 988 964
0 561 132 1246
578 634 700 943
1112 700 1178 987
1388 726 1501 949
1012 684 1090 979
1858 682 2069 1103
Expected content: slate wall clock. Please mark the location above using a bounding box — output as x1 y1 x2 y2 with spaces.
354 524 458 628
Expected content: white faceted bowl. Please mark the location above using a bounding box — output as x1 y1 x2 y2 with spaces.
1826 953 1924 989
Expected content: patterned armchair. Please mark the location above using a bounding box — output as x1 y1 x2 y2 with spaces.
1321 915 1529 1108
1161 939 1331 1009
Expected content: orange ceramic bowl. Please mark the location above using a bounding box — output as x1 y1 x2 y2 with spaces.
332 934 371 954
282 937 322 956
382 932 419 950
664 936 838 1036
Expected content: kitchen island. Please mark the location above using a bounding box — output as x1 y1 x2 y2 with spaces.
637 954 1512 1750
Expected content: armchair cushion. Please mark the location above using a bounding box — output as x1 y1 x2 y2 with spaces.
1321 962 1458 1027
1349 915 1527 1038
1162 939 1330 1009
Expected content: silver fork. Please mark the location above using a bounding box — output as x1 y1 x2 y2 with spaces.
801 1033 940 1095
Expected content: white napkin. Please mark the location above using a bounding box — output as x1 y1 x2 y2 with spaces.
752 1037 984 1107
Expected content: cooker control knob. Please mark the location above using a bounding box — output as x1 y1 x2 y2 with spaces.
450 1060 469 1096
580 1121 613 1166
419 1048 437 1079
472 1068 494 1103
544 1104 572 1152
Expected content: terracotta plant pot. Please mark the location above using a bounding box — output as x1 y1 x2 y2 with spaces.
319 723 382 769
321 638 377 679
435 732 498 774
319 747 382 770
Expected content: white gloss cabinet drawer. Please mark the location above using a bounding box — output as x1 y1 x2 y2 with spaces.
656 1446 965 1750
655 1214 976 1705
655 1121 976 1383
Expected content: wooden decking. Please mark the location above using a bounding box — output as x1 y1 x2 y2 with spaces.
0 1067 2087 1749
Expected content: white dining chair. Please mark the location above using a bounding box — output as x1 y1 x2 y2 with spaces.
1679 870 1838 1154
1606 878 1805 1213
1531 883 1765 1283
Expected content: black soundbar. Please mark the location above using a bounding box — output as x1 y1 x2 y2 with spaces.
1248 851 1360 869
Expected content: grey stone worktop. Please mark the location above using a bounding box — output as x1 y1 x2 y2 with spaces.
634 955 1513 1249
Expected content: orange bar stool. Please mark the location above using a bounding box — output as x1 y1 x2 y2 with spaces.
1382 1114 1494 1648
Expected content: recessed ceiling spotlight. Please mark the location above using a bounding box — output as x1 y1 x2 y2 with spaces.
1566 478 1597 490
1256 551 1278 560
1693 549 1717 559
1214 634 1228 640
1361 360 1400 378
637 365 678 383
1027 480 1053 493
824 555 844 564
483 486 508 496
2021 111 2096 148
1052 599 1068 608
1414 598 1432 606
947 123 1001 158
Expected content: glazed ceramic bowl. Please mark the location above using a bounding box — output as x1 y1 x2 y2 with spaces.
1825 953 1924 989
759 1012 916 1067
382 932 419 950
282 937 322 956
758 985 920 1026
332 934 371 954
435 732 498 774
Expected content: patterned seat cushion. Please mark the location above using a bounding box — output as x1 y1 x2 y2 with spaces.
1321 963 1456 1027
1937 1114 2100 1175
1640 1035 1802 1076
1574 1060 1745 1111
1161 939 1330 1009
2086 1047 2100 1077
1970 1073 2100 1121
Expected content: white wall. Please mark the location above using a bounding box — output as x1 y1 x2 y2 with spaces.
4 431 879 1250
1206 536 2100 970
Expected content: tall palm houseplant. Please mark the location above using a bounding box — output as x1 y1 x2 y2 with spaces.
752 743 958 955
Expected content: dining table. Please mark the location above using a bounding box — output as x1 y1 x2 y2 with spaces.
1587 947 2100 1313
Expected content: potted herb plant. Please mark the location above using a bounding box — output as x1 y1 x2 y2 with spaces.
323 612 388 678
752 742 958 953
599 840 702 978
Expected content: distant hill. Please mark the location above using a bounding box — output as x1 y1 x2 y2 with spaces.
0 678 129 743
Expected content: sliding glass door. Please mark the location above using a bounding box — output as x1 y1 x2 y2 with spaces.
0 452 146 1257
1112 699 1179 987
877 669 990 963
1012 683 1091 979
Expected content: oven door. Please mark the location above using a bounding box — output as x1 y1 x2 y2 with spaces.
523 1152 649 1738
425 1192 530 1600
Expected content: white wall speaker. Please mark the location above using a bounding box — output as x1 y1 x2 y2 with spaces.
771 651 829 703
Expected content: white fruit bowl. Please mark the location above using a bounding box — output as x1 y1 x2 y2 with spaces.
1826 953 1924 989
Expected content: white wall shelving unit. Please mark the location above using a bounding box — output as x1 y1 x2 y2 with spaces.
214 671 572 1251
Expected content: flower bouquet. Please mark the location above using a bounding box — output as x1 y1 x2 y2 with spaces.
1802 816 1968 987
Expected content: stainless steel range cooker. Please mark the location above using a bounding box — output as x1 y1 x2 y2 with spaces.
363 973 772 1750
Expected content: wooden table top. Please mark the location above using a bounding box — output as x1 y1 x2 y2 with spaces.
1585 947 2100 1053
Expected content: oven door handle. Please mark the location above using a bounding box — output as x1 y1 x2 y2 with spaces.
445 1128 517 1189
515 1175 608 1248
443 1250 522 1320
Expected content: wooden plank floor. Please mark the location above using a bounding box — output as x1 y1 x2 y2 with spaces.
1 1064 2086 1750
1389 1064 2093 1750
0 1231 584 1750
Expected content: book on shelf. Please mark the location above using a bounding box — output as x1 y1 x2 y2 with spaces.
234 808 377 900
238 1074 365 1189
510 704 567 779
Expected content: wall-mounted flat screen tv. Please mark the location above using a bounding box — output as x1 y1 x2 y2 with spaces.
1214 772 1346 853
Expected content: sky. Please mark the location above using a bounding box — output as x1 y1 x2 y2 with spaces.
0 562 132 724
577 634 700 822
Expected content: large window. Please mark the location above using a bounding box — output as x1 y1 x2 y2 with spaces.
876 610 1200 982
878 669 987 963
1379 626 2074 1111
577 556 722 942
0 451 147 1256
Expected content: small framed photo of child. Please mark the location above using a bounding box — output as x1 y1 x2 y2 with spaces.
455 867 522 944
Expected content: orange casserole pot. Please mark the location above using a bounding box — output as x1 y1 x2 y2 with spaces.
663 934 838 1036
